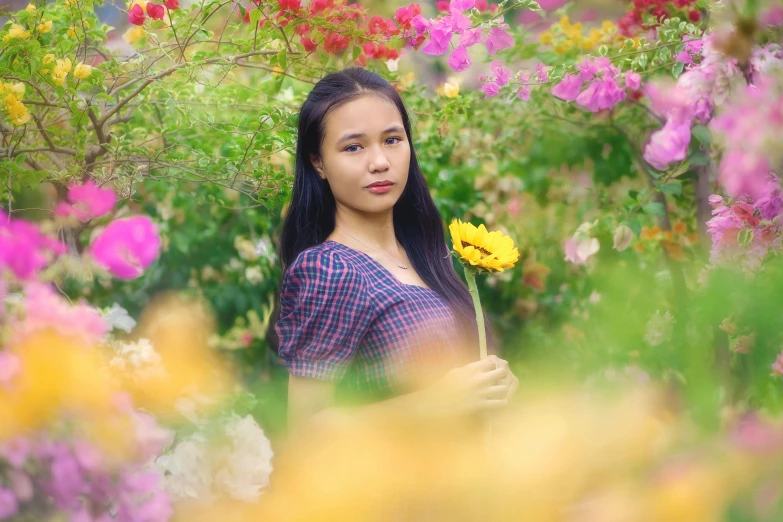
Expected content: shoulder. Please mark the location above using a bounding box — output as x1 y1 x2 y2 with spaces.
281 242 370 298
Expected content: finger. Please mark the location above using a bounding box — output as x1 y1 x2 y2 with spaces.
475 367 507 386
505 376 519 400
469 358 500 372
478 399 508 411
478 385 508 400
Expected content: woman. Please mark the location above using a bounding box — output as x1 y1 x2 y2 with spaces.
275 67 519 430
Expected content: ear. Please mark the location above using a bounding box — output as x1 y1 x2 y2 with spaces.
310 155 326 180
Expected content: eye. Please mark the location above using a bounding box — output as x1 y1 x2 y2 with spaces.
386 136 403 145
345 144 362 152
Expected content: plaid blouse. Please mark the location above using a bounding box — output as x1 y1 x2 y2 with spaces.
275 240 470 401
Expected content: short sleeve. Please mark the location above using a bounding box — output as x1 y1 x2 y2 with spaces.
275 247 378 381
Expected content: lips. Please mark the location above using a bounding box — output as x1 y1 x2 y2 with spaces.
366 181 393 188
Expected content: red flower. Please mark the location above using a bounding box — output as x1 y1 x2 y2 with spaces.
310 0 333 14
301 36 317 52
295 22 311 36
146 3 165 20
277 0 301 12
241 7 254 23
435 1 449 12
395 3 421 29
128 3 146 25
688 10 700 21
164 0 179 9
324 32 349 54
731 203 759 227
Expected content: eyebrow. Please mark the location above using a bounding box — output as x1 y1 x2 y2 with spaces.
336 125 405 144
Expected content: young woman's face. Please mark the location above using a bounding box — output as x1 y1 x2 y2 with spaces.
312 93 411 215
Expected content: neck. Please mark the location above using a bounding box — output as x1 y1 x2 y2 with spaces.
334 206 400 253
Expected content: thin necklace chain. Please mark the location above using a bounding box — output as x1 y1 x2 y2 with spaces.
334 224 410 270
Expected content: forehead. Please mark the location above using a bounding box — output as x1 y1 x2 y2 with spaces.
322 93 403 140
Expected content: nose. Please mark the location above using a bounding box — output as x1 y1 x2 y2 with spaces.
368 145 390 173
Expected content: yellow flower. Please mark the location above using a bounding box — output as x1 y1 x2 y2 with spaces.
52 57 72 85
559 15 572 30
43 53 55 64
554 41 572 55
3 23 32 42
7 100 31 126
442 81 459 98
25 3 37 13
67 25 76 37
65 0 79 5
73 62 92 79
123 25 145 44
37 20 53 34
271 65 284 77
449 218 519 273
602 20 616 33
539 31 554 45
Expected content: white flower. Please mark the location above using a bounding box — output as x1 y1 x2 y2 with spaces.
245 266 263 285
103 303 137 333
213 414 274 502
156 437 214 504
645 310 675 347
385 58 399 72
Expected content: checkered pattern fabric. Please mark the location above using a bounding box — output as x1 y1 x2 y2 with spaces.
275 240 467 398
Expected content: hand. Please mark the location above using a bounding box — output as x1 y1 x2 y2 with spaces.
421 355 518 418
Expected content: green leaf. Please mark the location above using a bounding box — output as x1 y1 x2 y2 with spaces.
738 228 753 246
658 182 682 196
675 170 698 181
628 189 639 200
626 219 642 236
692 125 711 146
643 202 665 216
250 8 261 25
277 48 287 70
688 151 710 166
671 61 684 78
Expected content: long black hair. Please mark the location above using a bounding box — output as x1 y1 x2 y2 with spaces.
277 67 494 359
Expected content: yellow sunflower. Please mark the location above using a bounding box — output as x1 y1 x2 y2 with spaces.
449 218 519 273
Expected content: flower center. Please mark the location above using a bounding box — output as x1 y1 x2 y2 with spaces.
461 241 493 257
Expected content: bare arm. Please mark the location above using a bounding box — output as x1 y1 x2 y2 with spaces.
287 356 519 431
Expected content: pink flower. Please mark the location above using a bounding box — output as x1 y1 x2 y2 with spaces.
10 283 110 345
773 350 783 376
535 63 549 83
485 26 513 55
410 14 430 36
0 488 19 519
422 22 453 56
55 179 117 221
718 150 770 199
0 351 21 386
128 3 146 25
146 2 165 19
459 27 482 47
578 57 616 81
482 82 499 98
490 60 511 86
625 71 641 91
760 6 783 28
443 11 471 33
643 118 692 170
89 216 161 280
551 74 583 101
575 76 626 112
163 0 179 9
676 36 703 66
450 0 474 12
516 86 531 101
564 236 600 265
44 443 87 511
447 45 472 72
0 216 66 280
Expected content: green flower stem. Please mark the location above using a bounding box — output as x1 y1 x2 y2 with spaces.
464 266 487 360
